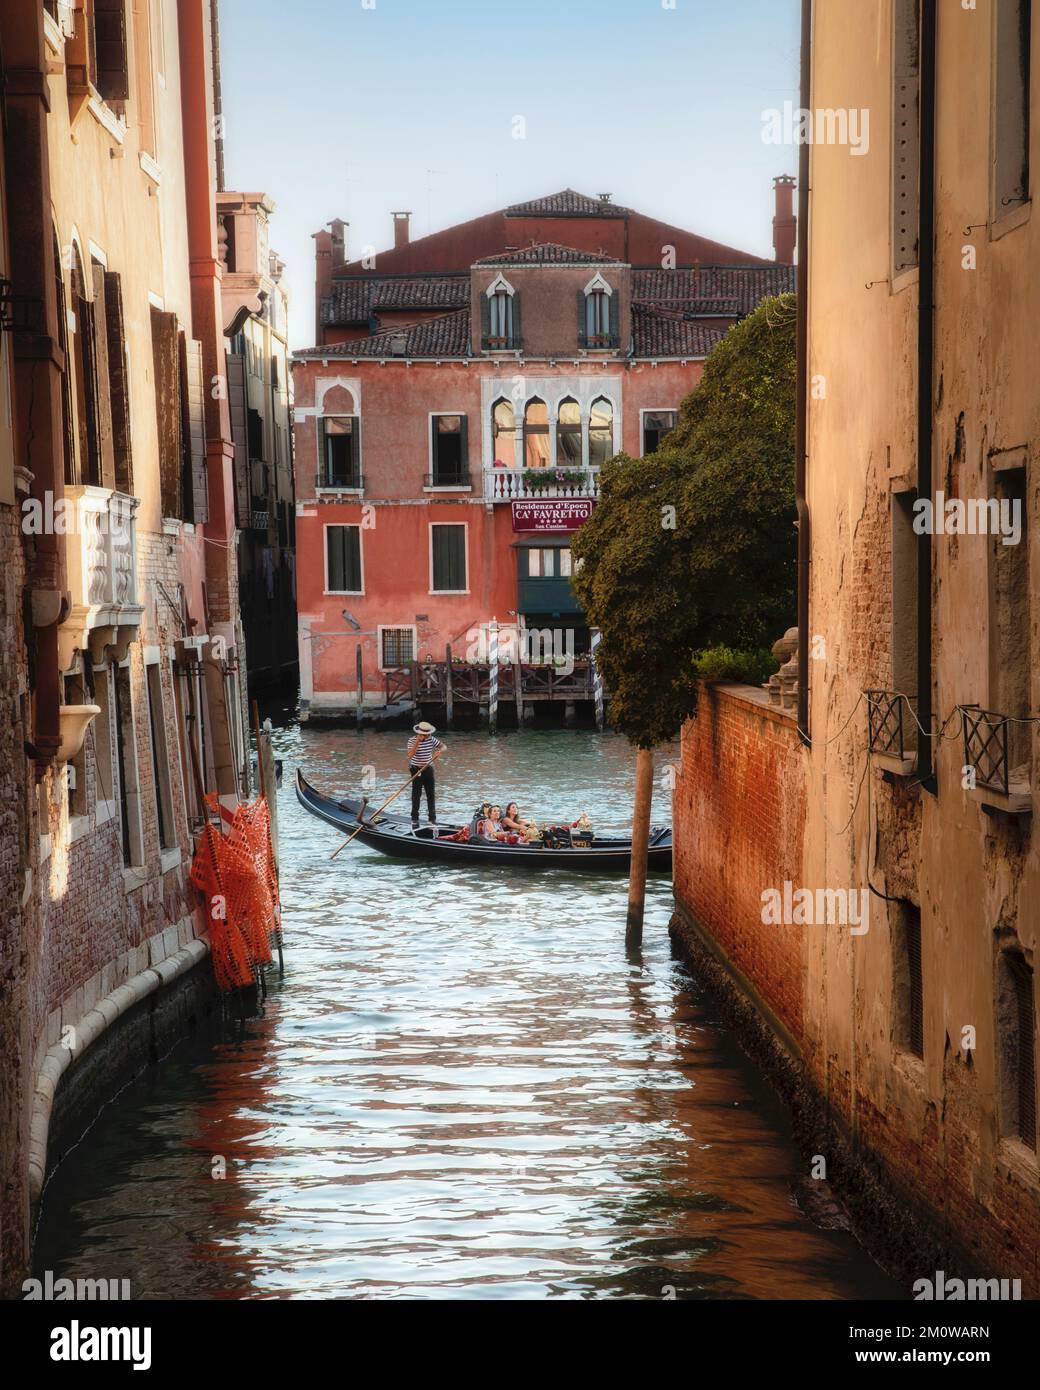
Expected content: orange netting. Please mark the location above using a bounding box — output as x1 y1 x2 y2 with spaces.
189 795 280 993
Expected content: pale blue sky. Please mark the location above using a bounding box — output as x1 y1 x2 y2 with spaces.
218 0 801 347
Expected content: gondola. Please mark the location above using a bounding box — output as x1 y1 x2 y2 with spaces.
296 770 672 873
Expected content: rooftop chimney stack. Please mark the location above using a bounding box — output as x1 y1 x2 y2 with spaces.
772 175 797 263
392 211 412 250
329 218 348 267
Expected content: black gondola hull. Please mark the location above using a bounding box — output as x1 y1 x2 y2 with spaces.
296 770 672 873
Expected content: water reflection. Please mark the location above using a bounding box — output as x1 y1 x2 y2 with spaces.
33 728 899 1299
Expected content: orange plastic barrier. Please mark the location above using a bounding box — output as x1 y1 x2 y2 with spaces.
189 796 280 993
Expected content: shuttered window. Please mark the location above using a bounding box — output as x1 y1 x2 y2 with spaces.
431 414 467 484
892 0 922 275
430 524 466 592
180 336 209 524
226 352 250 525
892 899 924 1060
150 307 183 519
993 0 1031 217
103 271 133 494
1005 953 1037 1150
321 417 361 488
92 0 131 104
90 262 116 489
326 525 362 593
906 904 924 1058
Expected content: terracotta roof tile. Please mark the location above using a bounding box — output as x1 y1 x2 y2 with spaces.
322 275 469 326
475 242 623 267
633 265 795 314
505 189 632 217
631 304 729 359
296 308 470 359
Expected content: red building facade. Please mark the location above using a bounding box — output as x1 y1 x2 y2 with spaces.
293 188 794 719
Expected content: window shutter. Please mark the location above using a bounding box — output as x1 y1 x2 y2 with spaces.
150 306 182 519
459 414 469 474
90 263 116 490
576 289 587 348
479 291 490 348
93 0 130 103
226 352 249 525
182 338 209 524
511 291 521 349
103 271 133 494
609 288 619 347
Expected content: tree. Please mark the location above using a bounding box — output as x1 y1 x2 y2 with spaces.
572 294 797 937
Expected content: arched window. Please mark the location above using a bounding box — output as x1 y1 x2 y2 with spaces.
588 397 614 468
583 274 614 347
524 398 549 468
556 398 582 465
485 275 515 348
492 398 516 466
70 244 100 487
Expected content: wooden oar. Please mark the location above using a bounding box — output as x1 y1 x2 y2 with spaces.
329 747 445 860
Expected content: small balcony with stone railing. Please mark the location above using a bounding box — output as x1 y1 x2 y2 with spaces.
58 486 144 673
482 466 601 503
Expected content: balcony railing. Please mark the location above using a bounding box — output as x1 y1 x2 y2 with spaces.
424 471 472 490
865 690 917 763
59 486 143 671
483 466 601 502
962 706 1012 795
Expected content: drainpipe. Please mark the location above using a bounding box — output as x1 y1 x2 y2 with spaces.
795 0 812 747
916 0 937 789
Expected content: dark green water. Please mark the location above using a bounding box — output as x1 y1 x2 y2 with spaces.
33 726 899 1299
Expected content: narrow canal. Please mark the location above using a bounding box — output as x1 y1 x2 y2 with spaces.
34 727 899 1299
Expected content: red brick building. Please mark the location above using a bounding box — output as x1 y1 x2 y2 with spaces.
293 187 795 720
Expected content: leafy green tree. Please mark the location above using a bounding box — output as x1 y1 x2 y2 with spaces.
573 293 797 749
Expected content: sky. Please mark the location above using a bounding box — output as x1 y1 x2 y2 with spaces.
218 0 802 349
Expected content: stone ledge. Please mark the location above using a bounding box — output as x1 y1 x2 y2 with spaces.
28 923 210 1205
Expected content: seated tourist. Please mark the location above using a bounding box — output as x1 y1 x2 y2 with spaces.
500 802 532 834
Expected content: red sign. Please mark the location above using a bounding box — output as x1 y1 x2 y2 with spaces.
511 498 594 533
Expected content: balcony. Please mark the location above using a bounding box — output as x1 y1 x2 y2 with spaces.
58 486 143 672
961 705 1032 815
865 690 917 777
317 471 364 495
483 466 601 503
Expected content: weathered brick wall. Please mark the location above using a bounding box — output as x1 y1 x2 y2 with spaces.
672 683 806 1043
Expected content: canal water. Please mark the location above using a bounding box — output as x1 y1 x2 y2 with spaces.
34 726 899 1299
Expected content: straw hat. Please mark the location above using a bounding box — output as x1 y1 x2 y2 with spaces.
413 720 437 735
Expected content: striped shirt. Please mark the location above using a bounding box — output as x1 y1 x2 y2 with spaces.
409 735 442 768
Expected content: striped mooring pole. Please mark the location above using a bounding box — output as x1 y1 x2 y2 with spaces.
590 628 605 731
488 619 500 734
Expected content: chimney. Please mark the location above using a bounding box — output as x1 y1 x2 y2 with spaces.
392 211 411 250
329 218 348 267
772 175 797 263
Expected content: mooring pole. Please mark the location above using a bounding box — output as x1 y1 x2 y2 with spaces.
514 629 524 728
488 619 499 735
355 644 364 727
590 628 605 731
626 746 654 951
445 643 454 728
253 700 283 977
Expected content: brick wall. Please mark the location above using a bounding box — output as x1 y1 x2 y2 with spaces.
673 683 806 1043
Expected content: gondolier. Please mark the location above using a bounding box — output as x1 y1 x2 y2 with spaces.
407 721 445 828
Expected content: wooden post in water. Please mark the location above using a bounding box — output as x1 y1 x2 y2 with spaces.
445 644 454 728
590 628 605 731
355 644 364 727
488 619 499 734
626 746 654 950
514 629 524 728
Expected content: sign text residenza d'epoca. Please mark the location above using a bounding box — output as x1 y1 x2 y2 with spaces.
510 499 594 533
